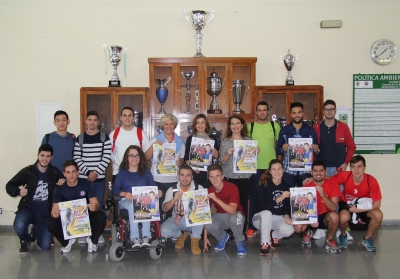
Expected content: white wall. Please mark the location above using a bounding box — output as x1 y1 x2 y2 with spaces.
1 0 399 225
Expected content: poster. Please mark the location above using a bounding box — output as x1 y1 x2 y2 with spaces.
353 74 400 154
288 138 313 171
153 143 177 175
182 189 212 227
233 140 258 173
59 198 91 240
290 187 318 225
189 137 215 171
132 186 160 223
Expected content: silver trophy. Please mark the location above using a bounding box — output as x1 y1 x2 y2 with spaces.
231 78 250 114
207 69 225 114
182 9 215 57
103 45 127 87
280 49 298 85
181 71 195 113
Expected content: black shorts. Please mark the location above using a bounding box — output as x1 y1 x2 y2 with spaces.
338 201 371 224
315 212 328 229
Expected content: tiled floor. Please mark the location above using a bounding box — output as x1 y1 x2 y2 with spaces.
0 226 398 279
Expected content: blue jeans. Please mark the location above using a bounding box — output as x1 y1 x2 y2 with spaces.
161 216 204 239
119 199 150 240
326 167 338 177
79 178 105 211
283 172 312 188
14 207 52 250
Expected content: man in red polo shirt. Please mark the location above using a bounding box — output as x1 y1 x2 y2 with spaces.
294 160 341 254
203 164 246 256
331 155 382 252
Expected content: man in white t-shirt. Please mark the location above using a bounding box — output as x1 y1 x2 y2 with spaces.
109 107 150 182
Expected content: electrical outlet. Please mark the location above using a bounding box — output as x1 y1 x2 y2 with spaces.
320 20 342 28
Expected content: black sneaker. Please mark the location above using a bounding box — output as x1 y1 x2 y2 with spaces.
270 231 280 250
19 240 30 255
260 243 270 256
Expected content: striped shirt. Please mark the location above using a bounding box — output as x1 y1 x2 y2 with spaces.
73 131 112 180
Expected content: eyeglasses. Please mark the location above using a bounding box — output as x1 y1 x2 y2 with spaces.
128 154 140 159
323 108 336 112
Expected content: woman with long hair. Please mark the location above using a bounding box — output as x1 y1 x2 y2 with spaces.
184 114 219 188
113 145 156 248
252 159 294 256
145 114 185 222
219 115 256 234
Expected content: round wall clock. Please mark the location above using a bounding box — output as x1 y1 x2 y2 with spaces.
370 39 397 65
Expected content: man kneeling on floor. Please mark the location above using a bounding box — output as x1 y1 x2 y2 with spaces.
331 155 383 252
294 160 341 254
161 165 203 255
203 164 247 256
47 160 106 253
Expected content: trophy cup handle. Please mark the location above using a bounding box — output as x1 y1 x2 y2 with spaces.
191 71 195 78
165 76 172 85
182 9 192 24
222 77 225 87
206 10 215 24
103 44 108 75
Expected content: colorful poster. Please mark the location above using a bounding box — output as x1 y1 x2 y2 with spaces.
153 143 177 176
182 189 212 227
59 198 91 240
189 137 215 171
290 187 318 225
233 140 258 173
132 186 160 223
288 138 313 171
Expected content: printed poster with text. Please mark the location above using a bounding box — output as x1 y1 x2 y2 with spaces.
233 140 258 173
290 187 318 225
288 138 313 171
132 186 160 223
59 198 91 240
153 143 177 175
182 189 212 227
189 137 215 171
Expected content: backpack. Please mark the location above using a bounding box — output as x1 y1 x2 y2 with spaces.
111 126 143 153
77 131 107 157
45 133 76 144
250 121 276 140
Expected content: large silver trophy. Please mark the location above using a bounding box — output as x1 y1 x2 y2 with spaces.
280 49 298 85
231 78 250 114
181 71 195 113
103 45 127 87
182 9 215 57
207 68 224 114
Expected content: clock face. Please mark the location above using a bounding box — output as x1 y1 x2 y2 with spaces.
371 39 397 65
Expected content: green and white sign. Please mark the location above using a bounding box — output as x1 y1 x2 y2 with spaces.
353 74 400 154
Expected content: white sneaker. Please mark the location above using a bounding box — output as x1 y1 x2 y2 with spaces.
142 236 151 247
98 235 105 244
86 237 98 253
313 229 326 240
132 238 141 248
60 239 76 253
78 237 87 244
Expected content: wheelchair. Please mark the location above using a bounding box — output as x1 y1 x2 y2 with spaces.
105 195 165 262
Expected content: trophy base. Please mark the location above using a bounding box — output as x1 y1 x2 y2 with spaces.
233 109 245 114
285 80 294 86
109 80 121 87
207 109 222 114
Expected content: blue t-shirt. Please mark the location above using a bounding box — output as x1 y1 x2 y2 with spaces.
53 180 95 204
112 168 156 196
42 132 75 172
29 166 50 216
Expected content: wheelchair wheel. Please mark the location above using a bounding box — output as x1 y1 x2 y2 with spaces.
149 239 162 260
109 242 125 262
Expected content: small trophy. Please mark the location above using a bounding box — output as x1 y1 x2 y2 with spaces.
182 9 215 57
155 77 172 114
103 45 127 87
207 69 224 114
231 78 250 114
280 49 298 85
181 71 195 113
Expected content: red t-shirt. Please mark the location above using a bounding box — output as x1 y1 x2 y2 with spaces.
208 181 244 215
331 171 382 202
305 178 341 215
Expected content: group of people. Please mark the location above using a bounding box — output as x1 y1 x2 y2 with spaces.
6 99 383 259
